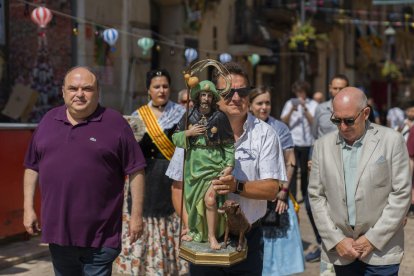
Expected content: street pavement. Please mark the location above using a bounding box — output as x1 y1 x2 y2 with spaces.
1 203 414 275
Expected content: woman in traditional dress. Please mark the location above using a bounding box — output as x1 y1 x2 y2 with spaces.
115 69 187 275
249 86 305 276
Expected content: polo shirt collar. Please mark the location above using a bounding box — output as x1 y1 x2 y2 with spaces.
54 104 104 124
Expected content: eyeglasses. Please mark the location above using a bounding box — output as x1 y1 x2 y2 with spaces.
330 107 366 126
223 87 251 100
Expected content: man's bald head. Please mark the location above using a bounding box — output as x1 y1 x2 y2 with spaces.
63 66 99 91
332 87 370 145
333 87 367 111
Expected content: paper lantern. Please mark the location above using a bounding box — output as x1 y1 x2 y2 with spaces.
31 7 53 28
102 28 119 47
184 48 198 64
219 53 232 63
137 37 154 55
248 54 260 67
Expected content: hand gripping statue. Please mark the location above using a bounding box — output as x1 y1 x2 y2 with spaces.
172 80 235 250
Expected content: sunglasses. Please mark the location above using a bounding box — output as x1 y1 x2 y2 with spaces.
330 108 366 126
223 87 251 100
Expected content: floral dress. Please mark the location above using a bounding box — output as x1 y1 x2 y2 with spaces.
115 101 188 275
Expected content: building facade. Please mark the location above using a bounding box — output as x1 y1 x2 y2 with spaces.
1 0 414 122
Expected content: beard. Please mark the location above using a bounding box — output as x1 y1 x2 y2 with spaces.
200 102 209 109
199 102 211 114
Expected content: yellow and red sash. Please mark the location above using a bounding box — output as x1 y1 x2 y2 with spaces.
138 105 175 160
289 192 300 214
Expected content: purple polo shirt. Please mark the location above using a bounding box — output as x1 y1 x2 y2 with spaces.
24 105 146 248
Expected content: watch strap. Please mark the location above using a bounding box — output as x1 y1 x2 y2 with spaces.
234 179 245 194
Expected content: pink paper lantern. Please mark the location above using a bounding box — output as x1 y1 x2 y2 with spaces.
31 7 53 28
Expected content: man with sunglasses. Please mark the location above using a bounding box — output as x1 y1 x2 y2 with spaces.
308 87 411 275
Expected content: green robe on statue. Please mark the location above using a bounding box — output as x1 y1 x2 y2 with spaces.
172 108 234 242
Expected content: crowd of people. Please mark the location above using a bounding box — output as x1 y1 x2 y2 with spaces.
22 63 413 276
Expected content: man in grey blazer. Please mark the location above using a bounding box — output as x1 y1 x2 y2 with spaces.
308 87 411 275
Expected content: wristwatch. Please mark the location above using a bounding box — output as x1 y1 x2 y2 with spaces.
234 179 245 194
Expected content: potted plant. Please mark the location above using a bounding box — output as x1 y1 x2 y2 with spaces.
381 60 402 81
288 20 327 51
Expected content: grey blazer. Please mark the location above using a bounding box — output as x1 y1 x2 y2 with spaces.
308 123 412 265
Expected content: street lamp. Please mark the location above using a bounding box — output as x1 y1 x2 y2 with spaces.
384 25 396 111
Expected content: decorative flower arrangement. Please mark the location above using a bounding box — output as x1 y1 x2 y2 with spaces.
288 20 327 51
185 0 221 32
381 60 402 80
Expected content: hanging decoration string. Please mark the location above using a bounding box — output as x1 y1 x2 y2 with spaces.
19 0 414 58
17 0 231 56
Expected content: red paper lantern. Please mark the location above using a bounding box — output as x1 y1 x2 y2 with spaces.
31 7 53 28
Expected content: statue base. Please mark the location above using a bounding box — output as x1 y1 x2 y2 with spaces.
179 240 248 266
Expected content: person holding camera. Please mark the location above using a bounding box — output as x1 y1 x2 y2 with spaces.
281 80 318 202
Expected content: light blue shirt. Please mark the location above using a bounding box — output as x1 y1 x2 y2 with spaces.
266 116 294 150
341 136 364 226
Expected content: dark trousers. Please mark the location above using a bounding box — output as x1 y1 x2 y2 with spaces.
334 259 399 276
189 226 263 276
305 194 322 244
49 244 120 276
290 146 311 199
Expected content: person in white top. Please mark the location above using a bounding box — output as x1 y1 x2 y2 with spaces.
281 80 318 201
167 62 286 275
396 100 414 141
387 106 405 129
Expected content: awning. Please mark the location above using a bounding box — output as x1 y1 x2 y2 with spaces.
227 44 273 57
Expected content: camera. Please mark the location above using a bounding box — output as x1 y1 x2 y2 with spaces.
291 98 301 106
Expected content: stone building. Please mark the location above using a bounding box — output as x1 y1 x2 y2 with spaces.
1 0 414 121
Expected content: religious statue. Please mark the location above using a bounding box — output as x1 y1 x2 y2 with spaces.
172 80 235 250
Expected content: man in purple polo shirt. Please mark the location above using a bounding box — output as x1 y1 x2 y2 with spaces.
23 66 146 276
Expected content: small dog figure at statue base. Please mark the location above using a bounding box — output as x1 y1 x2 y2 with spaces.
218 200 251 252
